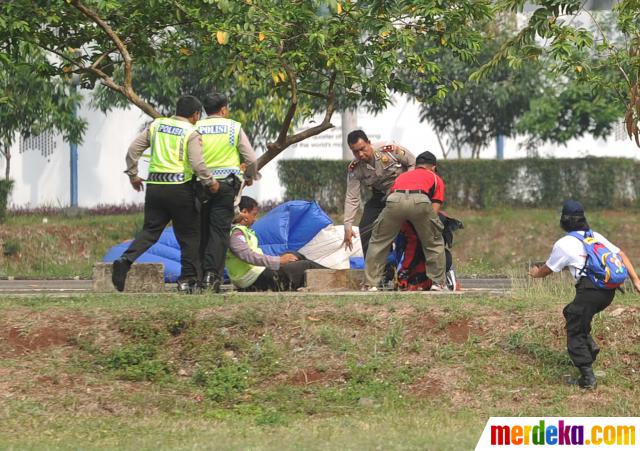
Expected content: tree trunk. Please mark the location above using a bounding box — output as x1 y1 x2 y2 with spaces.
1 141 10 180
435 129 449 160
341 109 358 160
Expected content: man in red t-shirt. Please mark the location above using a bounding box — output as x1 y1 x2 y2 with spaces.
363 151 446 290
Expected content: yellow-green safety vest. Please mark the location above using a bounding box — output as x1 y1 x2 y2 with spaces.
197 116 242 179
226 224 266 288
147 117 196 184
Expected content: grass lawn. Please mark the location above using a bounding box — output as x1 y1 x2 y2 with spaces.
1 207 639 279
1 280 639 449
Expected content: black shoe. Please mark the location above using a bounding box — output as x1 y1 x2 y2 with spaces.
203 272 221 293
112 258 131 292
567 365 597 389
177 279 199 294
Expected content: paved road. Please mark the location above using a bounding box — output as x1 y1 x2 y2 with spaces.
0 278 512 295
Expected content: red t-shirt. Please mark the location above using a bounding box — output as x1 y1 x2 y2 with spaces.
390 168 445 203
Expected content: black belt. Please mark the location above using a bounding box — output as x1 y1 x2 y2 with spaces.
392 189 429 196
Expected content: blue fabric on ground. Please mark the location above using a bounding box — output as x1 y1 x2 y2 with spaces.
252 201 332 256
102 228 182 282
103 201 337 281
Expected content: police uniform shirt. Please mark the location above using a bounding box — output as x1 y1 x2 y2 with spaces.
344 142 415 228
124 116 214 186
545 231 620 282
202 114 261 181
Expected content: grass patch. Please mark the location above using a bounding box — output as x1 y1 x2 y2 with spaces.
2 290 640 448
3 208 640 278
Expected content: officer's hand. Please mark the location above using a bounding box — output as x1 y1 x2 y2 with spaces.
244 177 253 187
343 228 356 251
130 176 144 192
208 179 220 194
279 253 299 265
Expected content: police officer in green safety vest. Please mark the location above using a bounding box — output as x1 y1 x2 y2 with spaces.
197 93 260 292
112 95 219 293
227 196 325 291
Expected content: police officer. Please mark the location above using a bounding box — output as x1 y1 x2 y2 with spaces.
363 151 447 291
226 196 326 291
528 200 640 389
342 130 415 256
197 93 260 292
112 95 218 293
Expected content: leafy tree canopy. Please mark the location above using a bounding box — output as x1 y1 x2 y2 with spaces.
475 1 640 146
0 41 85 178
0 0 493 167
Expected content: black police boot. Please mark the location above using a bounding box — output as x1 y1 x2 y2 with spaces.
177 279 199 294
203 271 221 293
587 336 601 361
567 365 597 389
112 258 132 292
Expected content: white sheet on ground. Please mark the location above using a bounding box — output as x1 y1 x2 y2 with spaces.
299 225 363 269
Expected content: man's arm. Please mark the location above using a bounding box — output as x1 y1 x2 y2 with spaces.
382 144 415 170
125 128 151 192
529 264 553 278
343 170 361 250
431 174 445 213
186 131 219 192
229 231 281 269
238 128 260 185
619 251 640 292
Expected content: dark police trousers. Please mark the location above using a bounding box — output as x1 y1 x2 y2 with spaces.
359 190 386 257
122 183 200 282
240 259 326 292
563 277 615 367
200 175 241 279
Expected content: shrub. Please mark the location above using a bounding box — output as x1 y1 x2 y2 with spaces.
0 179 13 223
100 344 170 382
192 360 249 403
278 157 640 211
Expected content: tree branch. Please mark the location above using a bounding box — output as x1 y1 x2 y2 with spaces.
70 0 134 90
257 72 337 170
91 47 117 70
298 89 329 99
276 62 298 146
68 0 159 118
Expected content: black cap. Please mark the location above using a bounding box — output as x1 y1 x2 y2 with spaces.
561 200 585 216
416 151 437 166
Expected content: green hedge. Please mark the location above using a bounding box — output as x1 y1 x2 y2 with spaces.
0 179 12 223
278 159 349 213
278 158 640 211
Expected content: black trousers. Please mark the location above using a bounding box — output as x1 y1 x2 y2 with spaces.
122 183 200 281
563 278 615 367
200 176 239 278
358 191 386 257
241 260 326 291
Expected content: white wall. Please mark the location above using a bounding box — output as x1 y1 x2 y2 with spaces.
4 100 148 208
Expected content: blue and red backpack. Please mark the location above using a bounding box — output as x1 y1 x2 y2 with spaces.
569 230 628 289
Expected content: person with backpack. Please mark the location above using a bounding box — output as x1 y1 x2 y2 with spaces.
528 200 640 389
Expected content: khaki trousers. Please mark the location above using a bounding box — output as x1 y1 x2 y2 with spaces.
364 192 446 287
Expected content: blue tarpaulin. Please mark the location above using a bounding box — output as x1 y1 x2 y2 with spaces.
103 200 334 282
251 200 332 256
